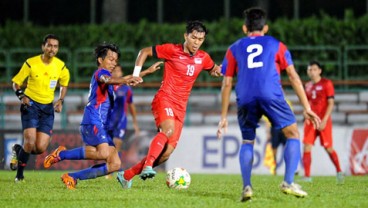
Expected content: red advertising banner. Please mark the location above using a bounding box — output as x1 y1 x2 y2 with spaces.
350 129 368 175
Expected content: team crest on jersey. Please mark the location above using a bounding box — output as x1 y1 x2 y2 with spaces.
194 58 202 64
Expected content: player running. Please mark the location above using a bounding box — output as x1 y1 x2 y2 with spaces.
116 20 222 189
10 34 70 182
43 42 161 190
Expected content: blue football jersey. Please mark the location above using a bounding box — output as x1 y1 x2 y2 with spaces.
108 84 133 130
222 35 293 106
81 68 114 126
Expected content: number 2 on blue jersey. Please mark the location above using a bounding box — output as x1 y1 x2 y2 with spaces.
247 44 263 68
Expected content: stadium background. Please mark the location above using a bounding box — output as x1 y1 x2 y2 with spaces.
0 0 367 176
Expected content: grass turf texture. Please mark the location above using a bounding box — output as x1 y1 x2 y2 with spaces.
0 170 367 208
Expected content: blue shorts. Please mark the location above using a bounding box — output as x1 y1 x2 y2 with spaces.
80 124 114 146
111 128 127 140
21 99 54 136
109 118 127 140
237 98 295 140
270 127 287 148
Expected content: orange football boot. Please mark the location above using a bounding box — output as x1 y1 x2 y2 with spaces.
61 173 77 190
44 146 66 168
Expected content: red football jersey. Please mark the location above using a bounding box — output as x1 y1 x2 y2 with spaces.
153 43 215 111
304 78 334 118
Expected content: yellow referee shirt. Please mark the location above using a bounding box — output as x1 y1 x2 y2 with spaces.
12 55 70 104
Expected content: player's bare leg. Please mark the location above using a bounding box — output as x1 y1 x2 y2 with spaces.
107 138 123 179
140 119 173 180
16 129 50 182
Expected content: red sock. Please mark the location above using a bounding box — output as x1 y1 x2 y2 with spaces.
303 152 311 177
328 150 342 172
124 157 146 180
144 132 168 167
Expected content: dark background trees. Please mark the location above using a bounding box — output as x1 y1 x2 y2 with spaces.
0 0 366 25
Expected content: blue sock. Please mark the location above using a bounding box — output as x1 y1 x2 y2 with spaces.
239 143 254 188
59 147 85 160
283 139 301 184
69 163 108 180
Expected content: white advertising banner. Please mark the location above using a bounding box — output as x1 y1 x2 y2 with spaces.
167 125 365 176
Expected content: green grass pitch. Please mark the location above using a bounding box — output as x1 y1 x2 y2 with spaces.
1 170 367 208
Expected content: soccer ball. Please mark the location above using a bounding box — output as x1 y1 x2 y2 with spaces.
166 167 191 189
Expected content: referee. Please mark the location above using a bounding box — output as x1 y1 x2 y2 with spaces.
10 34 70 182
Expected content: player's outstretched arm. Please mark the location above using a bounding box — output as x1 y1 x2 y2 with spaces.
286 65 321 129
139 61 163 77
103 75 143 86
217 76 232 139
132 47 153 77
209 64 223 77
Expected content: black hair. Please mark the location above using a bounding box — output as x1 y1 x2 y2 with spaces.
42 34 59 45
94 42 121 66
186 20 208 35
243 7 267 32
308 60 322 69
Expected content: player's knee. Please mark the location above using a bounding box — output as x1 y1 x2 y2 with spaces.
160 121 175 138
23 142 35 153
325 147 334 153
242 139 255 144
304 144 312 152
163 128 174 138
98 150 110 159
23 131 35 140
33 146 47 154
282 127 299 138
109 161 121 172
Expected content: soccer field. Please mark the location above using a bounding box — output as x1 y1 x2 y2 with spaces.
1 170 366 208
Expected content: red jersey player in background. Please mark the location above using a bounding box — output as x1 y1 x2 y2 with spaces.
117 20 222 189
302 60 344 184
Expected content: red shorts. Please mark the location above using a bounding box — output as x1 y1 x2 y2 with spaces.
303 117 333 148
152 96 185 148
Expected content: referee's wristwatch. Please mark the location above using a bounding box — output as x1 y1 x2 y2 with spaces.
15 89 25 100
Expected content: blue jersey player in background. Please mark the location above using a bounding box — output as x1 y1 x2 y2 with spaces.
105 64 140 179
110 65 139 143
217 7 321 201
43 43 161 189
